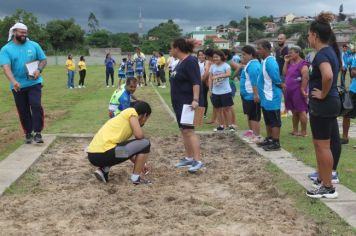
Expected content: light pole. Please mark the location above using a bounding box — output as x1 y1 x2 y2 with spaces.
245 0 250 45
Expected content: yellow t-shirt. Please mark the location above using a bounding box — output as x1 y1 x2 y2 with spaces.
87 108 138 153
157 56 166 67
78 61 87 71
66 59 75 71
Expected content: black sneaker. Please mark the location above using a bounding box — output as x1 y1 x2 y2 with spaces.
25 133 33 144
132 176 152 185
256 138 272 147
33 133 44 143
213 125 224 132
94 168 109 183
306 185 338 199
263 142 281 151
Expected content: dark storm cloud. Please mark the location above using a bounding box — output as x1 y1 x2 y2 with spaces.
0 0 355 33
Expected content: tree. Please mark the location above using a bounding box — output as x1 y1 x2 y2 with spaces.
141 40 160 54
45 19 85 51
228 20 239 28
0 9 48 49
87 30 110 47
147 20 182 52
88 12 99 34
259 15 273 23
239 17 265 31
203 39 217 49
110 33 134 52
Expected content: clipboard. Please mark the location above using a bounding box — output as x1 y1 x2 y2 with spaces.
180 104 204 127
25 60 39 77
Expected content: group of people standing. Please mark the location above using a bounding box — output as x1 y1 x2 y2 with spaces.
65 54 87 89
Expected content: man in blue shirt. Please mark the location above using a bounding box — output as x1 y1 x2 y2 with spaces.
256 40 283 151
341 50 356 144
0 23 47 144
108 77 138 118
341 44 352 88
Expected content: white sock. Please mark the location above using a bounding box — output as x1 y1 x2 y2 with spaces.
131 174 140 182
332 171 337 175
185 157 193 161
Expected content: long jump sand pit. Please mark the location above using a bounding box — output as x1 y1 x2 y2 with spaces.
0 134 319 235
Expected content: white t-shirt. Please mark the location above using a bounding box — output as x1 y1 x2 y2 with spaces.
209 62 232 95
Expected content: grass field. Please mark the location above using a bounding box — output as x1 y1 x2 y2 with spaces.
0 65 355 234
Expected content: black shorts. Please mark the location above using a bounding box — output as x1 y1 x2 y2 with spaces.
172 102 194 130
344 92 356 119
211 93 234 108
242 97 261 122
310 115 338 140
262 108 281 128
88 139 151 168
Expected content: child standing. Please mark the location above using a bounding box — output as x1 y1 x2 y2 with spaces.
209 50 234 132
118 58 127 89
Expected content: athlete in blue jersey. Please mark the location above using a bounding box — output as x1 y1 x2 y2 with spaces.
239 45 262 143
126 53 135 79
135 56 145 87
118 58 127 89
148 53 158 83
256 40 282 151
108 77 138 118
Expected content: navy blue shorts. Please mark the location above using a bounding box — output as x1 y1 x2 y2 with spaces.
211 93 234 108
242 97 261 122
262 108 281 128
126 71 135 79
172 102 194 130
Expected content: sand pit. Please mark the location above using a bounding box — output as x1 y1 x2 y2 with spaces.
0 134 319 235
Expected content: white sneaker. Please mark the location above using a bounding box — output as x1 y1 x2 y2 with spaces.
78 85 82 88
161 85 166 88
82 85 86 88
106 85 109 88
112 85 115 87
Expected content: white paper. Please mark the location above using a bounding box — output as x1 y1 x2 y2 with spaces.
180 104 195 126
25 60 39 77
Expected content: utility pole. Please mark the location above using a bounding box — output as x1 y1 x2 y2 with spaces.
139 7 143 37
245 0 250 45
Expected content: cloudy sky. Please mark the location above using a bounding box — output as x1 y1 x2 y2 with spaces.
0 0 355 33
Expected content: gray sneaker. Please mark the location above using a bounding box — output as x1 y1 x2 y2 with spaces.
306 185 338 199
188 160 204 173
175 158 194 168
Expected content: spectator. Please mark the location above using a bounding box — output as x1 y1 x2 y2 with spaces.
66 54 75 89
78 56 87 88
104 53 116 87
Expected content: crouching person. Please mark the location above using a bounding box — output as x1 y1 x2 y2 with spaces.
87 101 152 185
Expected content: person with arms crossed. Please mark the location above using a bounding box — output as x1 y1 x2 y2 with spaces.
0 23 47 144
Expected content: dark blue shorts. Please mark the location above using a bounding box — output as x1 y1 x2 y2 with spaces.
242 97 261 122
126 71 135 79
262 108 281 128
211 93 234 108
172 102 195 130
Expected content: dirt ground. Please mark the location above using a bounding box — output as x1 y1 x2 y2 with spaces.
0 134 319 236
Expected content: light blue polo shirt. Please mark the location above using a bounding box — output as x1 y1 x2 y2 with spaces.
240 59 261 101
350 56 356 93
0 40 46 90
257 56 282 110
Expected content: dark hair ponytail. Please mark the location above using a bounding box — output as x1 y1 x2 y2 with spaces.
172 38 194 53
310 12 341 67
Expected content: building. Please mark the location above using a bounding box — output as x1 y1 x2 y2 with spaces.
205 35 230 49
191 29 217 41
334 28 356 46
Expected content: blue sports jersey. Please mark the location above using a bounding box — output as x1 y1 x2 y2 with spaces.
342 50 352 70
257 56 282 110
126 59 134 72
135 57 144 71
350 56 356 93
118 62 126 76
0 40 46 90
149 56 158 70
240 59 261 101
108 88 131 117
